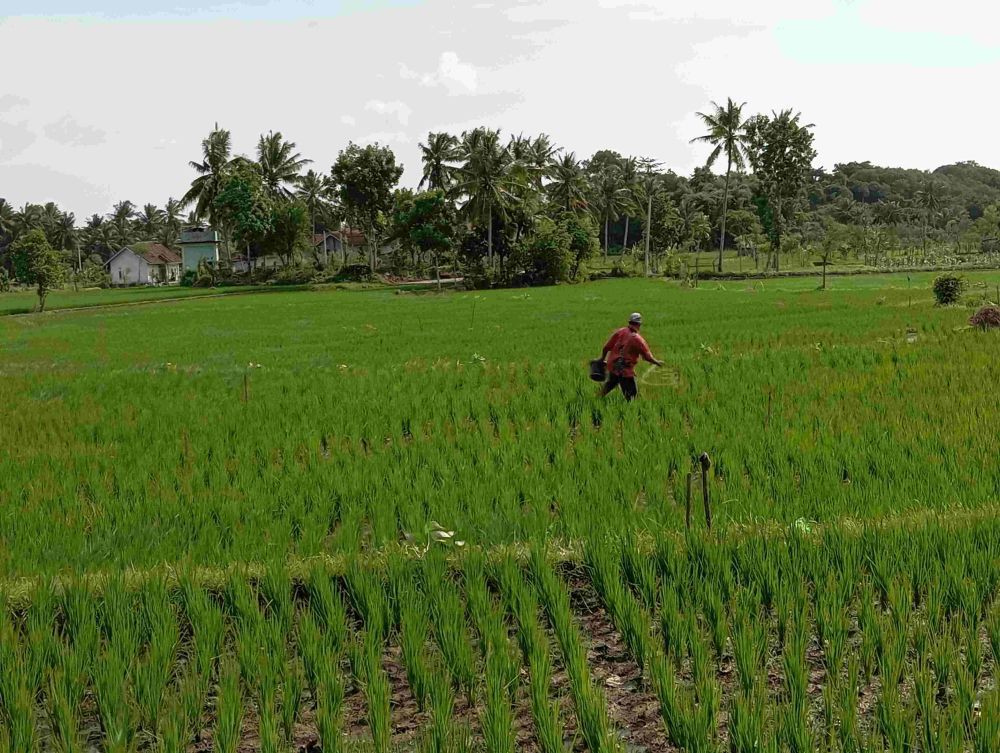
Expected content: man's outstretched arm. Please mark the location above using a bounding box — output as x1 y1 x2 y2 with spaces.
640 340 665 367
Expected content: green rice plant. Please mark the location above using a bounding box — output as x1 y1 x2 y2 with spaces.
133 578 180 734
585 540 653 674
658 584 688 668
349 632 392 753
779 613 811 753
213 657 244 753
307 564 349 649
92 637 140 753
179 576 225 682
702 580 728 661
930 627 954 702
728 683 768 753
398 584 433 711
45 644 89 753
495 557 564 753
529 549 622 753
0 641 38 753
963 620 983 688
875 682 912 753
280 657 305 746
464 554 519 695
345 562 391 647
619 533 658 612
260 563 295 638
730 593 766 697
952 663 976 737
815 573 849 678
423 668 456 753
874 613 907 689
423 554 477 696
316 672 346 753
986 601 1000 670
974 688 1000 753
481 646 516 753
836 656 861 753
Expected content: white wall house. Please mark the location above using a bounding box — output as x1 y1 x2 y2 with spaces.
107 243 183 286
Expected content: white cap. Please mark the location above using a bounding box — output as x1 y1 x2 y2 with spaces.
628 312 642 325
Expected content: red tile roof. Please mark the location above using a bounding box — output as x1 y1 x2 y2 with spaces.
134 242 181 265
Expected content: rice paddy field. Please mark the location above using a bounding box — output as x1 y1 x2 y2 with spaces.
2 272 1000 751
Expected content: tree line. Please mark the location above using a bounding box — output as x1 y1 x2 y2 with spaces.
3 99 1000 293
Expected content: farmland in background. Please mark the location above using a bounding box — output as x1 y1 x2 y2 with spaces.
2 274 999 750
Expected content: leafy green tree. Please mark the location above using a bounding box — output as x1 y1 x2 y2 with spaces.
213 162 273 272
263 199 311 267
691 98 749 271
108 200 137 249
618 156 639 252
392 189 456 289
331 142 404 272
10 229 66 312
561 211 600 278
418 132 460 192
512 216 571 285
744 110 817 271
257 131 311 198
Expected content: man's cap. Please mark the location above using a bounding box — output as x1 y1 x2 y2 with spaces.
628 312 642 325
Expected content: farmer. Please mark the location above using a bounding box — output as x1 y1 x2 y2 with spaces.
599 312 664 401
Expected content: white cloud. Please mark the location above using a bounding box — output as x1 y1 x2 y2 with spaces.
364 99 412 126
401 51 479 96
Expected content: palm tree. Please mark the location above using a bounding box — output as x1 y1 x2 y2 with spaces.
618 156 639 251
591 167 630 259
108 200 136 249
257 131 311 198
296 169 335 264
691 98 748 272
455 127 517 268
53 212 78 263
136 203 165 240
12 203 44 240
182 125 234 226
634 169 662 275
546 153 589 214
418 132 460 192
528 134 560 190
916 180 946 251
0 199 14 243
161 198 183 247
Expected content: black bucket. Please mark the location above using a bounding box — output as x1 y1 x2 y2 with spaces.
589 359 606 382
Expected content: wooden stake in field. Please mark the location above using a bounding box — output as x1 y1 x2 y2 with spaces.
243 370 250 403
685 471 693 530
699 452 712 530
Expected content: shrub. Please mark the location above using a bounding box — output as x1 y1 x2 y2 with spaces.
192 274 214 288
933 274 966 305
970 305 1000 330
179 270 197 287
332 263 376 283
270 263 317 286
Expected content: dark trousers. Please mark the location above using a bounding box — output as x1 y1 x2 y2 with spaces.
602 372 638 401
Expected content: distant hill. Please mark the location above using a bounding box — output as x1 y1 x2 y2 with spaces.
821 160 1000 219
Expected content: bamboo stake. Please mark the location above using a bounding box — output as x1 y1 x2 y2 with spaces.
699 452 712 530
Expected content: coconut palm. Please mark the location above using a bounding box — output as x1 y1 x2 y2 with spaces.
12 203 44 240
528 134 560 189
591 167 630 259
296 169 336 264
0 199 14 242
917 180 946 250
136 204 165 240
182 125 235 225
108 200 136 249
546 153 589 214
418 132 460 192
634 169 662 275
161 198 183 247
455 127 517 267
691 97 749 271
618 156 639 251
257 131 311 198
53 212 78 259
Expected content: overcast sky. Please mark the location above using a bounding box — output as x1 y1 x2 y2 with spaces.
1 0 998 218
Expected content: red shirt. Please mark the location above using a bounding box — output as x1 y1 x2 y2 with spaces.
603 326 654 378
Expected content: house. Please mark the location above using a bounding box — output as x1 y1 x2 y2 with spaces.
106 243 182 286
231 253 284 273
178 227 220 272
